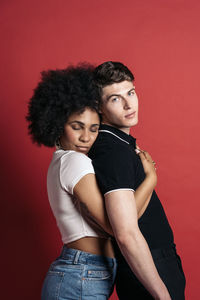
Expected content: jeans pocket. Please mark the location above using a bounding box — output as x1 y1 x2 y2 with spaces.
82 267 114 299
86 269 112 280
41 270 65 300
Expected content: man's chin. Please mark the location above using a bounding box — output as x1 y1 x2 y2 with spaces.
124 119 138 128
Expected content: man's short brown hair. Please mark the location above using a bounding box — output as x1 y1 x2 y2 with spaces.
94 61 134 92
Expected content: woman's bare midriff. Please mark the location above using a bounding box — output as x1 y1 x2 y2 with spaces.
65 237 115 258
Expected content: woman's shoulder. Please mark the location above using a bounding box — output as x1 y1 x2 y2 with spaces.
56 150 92 170
58 150 94 193
59 150 91 162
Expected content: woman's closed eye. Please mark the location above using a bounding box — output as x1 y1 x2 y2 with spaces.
71 124 82 130
90 125 99 133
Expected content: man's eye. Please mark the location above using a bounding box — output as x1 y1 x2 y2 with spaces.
111 97 119 102
129 90 135 96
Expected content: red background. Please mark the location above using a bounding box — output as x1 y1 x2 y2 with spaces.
1 1 200 299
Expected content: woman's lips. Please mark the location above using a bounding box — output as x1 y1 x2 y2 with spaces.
125 111 136 119
75 145 89 152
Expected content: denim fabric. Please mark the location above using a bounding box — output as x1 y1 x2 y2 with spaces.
41 246 117 300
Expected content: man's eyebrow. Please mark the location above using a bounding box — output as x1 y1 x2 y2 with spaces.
106 87 135 101
129 87 135 92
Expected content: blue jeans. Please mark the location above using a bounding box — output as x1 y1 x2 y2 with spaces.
41 246 117 300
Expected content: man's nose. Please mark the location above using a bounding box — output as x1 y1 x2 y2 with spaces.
123 97 132 110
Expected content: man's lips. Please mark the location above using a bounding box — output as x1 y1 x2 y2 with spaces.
125 111 136 119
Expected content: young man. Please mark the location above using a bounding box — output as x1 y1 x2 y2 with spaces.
89 61 186 299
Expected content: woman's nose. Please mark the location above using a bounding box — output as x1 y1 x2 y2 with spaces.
80 130 90 142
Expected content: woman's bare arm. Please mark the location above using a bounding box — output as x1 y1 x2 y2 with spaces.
73 150 157 235
74 173 113 235
134 150 157 217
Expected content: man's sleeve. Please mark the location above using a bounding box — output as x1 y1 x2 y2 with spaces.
92 145 136 195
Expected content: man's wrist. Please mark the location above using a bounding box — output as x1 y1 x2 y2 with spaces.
153 283 171 300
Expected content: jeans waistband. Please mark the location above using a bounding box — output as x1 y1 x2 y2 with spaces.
59 245 116 267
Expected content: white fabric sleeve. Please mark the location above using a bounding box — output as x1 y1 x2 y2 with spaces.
59 152 95 195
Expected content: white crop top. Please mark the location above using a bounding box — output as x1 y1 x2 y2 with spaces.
47 150 109 244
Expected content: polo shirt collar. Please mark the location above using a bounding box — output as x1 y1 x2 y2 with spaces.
99 124 136 148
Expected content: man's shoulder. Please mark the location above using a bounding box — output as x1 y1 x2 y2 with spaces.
89 134 132 160
88 133 138 194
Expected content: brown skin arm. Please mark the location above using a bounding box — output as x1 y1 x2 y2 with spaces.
134 150 157 218
73 149 156 235
74 173 113 235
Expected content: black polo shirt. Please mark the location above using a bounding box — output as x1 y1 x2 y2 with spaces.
88 124 174 250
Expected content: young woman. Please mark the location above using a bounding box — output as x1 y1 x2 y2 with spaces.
26 64 157 300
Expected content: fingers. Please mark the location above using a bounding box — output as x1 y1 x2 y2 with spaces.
135 144 141 154
135 148 141 154
137 149 149 160
142 151 153 162
137 151 146 160
136 144 141 150
136 149 157 167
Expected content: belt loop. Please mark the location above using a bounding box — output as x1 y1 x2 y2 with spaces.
73 250 81 264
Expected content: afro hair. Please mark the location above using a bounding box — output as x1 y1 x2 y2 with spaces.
26 63 100 147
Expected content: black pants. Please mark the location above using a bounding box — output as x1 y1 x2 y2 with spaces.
115 244 186 300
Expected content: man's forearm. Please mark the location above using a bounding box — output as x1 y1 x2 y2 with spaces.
105 190 171 299
116 230 170 299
